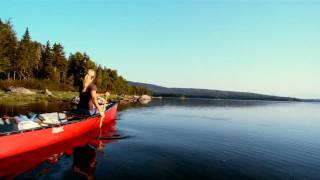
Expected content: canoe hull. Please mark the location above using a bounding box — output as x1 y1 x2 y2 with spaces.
0 103 118 159
0 124 116 178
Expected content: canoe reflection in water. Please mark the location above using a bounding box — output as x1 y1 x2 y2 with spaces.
0 122 119 179
73 145 97 179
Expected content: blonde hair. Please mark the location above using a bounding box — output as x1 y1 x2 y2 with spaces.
82 69 96 92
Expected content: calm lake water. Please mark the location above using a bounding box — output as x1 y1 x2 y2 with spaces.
1 99 320 179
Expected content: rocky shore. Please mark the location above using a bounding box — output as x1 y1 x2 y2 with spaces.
118 94 152 104
0 87 152 105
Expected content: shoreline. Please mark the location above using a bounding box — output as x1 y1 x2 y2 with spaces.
0 90 78 103
152 96 312 103
0 88 316 105
0 89 152 105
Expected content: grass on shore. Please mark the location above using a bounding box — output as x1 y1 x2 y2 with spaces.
0 90 119 104
0 90 78 103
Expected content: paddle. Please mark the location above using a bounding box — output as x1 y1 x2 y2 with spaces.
98 133 130 140
98 99 107 139
99 103 106 128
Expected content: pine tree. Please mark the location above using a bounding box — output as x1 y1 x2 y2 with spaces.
96 66 103 88
31 41 42 77
16 28 35 80
0 20 17 79
40 41 54 79
68 52 99 88
52 43 68 82
68 52 86 87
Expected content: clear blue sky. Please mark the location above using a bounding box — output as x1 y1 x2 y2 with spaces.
1 0 319 98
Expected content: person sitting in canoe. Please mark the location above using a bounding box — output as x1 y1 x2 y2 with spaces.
78 69 109 118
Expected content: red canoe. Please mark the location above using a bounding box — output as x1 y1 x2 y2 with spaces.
0 123 117 178
0 103 118 160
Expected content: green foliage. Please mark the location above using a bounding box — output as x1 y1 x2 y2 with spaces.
67 52 88 87
0 20 17 77
52 43 68 83
15 28 35 80
0 19 151 95
39 41 55 80
0 79 74 91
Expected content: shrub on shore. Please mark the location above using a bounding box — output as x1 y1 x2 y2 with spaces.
0 79 75 91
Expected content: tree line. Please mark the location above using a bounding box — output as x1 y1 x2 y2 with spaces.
0 19 150 95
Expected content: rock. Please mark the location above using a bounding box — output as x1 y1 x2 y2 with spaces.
139 95 152 104
71 96 80 105
45 88 53 97
8 86 36 95
139 95 151 101
120 95 137 103
71 96 106 105
133 95 140 101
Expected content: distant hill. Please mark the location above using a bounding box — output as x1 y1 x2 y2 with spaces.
128 81 301 101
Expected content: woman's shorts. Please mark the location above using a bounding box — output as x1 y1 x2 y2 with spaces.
78 108 98 116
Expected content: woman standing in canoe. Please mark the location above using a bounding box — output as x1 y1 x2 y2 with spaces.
78 69 108 118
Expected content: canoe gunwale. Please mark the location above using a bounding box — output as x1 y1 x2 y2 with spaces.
0 102 117 137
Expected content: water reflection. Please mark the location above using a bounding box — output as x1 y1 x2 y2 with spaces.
0 99 318 179
0 98 291 117
0 123 118 179
151 98 297 107
118 98 295 112
0 101 73 116
73 145 97 180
